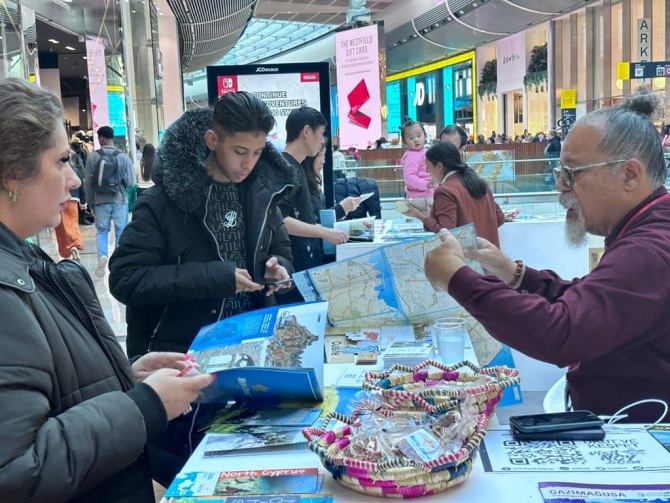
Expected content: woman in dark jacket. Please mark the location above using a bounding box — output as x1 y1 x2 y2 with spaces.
0 79 212 502
108 92 295 484
302 143 361 224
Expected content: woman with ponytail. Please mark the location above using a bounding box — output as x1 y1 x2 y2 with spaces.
405 141 504 246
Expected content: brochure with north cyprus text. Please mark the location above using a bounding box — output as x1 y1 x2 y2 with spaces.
187 302 328 404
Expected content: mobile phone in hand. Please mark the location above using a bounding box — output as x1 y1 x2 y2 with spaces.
509 410 603 434
252 278 293 287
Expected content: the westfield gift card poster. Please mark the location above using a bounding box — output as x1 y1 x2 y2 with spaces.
335 25 382 149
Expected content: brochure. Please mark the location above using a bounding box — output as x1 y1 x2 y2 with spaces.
207 407 322 428
187 302 328 404
163 496 333 503
203 428 307 456
538 482 670 502
334 216 376 241
165 468 319 498
649 425 670 453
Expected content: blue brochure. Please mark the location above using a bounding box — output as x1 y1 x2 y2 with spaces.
188 302 328 405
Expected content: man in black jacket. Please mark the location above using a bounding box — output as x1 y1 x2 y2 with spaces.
108 94 296 484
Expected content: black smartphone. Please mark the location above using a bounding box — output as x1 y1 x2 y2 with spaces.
508 410 604 434
252 278 293 287
510 426 606 442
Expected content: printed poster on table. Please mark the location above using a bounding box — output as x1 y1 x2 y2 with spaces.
538 482 670 503
335 24 382 149
480 428 670 472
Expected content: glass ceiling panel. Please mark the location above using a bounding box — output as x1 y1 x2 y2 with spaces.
219 18 337 66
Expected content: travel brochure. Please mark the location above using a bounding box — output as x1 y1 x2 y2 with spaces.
162 497 332 503
203 427 307 456
538 482 670 502
187 302 328 404
165 469 320 498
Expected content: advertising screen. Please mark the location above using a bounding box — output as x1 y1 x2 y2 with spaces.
206 63 333 204
335 24 382 149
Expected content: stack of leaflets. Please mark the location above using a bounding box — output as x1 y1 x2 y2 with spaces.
163 467 332 502
382 340 435 368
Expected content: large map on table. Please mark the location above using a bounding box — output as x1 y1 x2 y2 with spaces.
292 224 522 405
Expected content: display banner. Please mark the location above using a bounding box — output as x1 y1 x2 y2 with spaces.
86 36 109 149
335 24 382 149
206 63 333 204
386 80 402 138
213 70 321 150
497 32 526 94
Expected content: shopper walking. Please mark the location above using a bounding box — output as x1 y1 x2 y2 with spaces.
85 126 135 277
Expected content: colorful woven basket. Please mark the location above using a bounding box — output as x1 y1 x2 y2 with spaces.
303 360 520 498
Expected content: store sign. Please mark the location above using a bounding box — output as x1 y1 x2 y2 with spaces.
386 81 402 137
411 73 437 124
637 19 650 62
335 24 382 149
85 36 109 149
497 32 526 94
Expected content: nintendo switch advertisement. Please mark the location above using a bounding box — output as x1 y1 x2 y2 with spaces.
207 64 328 152
335 24 382 149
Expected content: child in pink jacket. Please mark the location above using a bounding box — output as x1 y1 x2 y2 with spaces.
401 120 435 198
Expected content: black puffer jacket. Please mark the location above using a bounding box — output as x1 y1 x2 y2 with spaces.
109 108 296 357
335 177 382 220
0 223 166 502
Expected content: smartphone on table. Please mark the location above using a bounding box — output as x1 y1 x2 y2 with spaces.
510 426 606 442
509 410 604 434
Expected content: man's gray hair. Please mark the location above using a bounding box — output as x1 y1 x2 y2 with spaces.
576 87 667 188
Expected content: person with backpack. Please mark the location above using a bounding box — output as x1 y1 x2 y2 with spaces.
85 126 135 277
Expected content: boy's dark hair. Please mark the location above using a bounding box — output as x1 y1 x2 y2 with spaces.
212 91 276 137
401 118 426 142
439 125 468 148
285 106 327 143
426 141 488 199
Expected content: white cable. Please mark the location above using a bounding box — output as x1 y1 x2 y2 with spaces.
499 0 556 15
603 399 668 429
188 403 201 455
443 0 508 36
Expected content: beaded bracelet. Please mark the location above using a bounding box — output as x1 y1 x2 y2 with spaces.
507 260 524 288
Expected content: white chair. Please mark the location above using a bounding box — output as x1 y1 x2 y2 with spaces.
543 374 568 413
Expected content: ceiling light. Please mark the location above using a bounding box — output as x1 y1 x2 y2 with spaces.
49 38 59 44
65 46 75 51
83 56 87 59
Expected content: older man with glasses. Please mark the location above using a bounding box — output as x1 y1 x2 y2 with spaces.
424 88 670 424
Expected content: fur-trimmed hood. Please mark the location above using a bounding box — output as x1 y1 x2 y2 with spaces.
156 107 298 214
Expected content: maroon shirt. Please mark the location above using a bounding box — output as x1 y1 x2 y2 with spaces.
448 187 670 423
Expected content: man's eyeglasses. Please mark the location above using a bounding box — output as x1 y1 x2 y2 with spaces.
553 159 627 188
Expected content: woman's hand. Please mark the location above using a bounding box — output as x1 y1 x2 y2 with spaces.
143 368 215 421
322 227 350 245
263 257 291 296
132 352 191 382
235 268 264 294
404 202 429 220
339 196 362 214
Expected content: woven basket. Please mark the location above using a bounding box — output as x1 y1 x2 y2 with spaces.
303 360 520 498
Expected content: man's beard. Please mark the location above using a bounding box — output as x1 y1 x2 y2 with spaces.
559 193 588 248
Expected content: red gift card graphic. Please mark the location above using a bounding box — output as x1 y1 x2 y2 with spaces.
348 110 372 129
347 79 370 115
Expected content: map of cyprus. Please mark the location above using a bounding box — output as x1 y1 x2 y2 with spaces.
293 224 522 405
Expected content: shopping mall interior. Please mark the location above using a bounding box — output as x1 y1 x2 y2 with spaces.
2 0 670 500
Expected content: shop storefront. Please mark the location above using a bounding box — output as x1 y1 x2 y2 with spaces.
386 51 476 143
553 0 666 123
476 27 549 139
